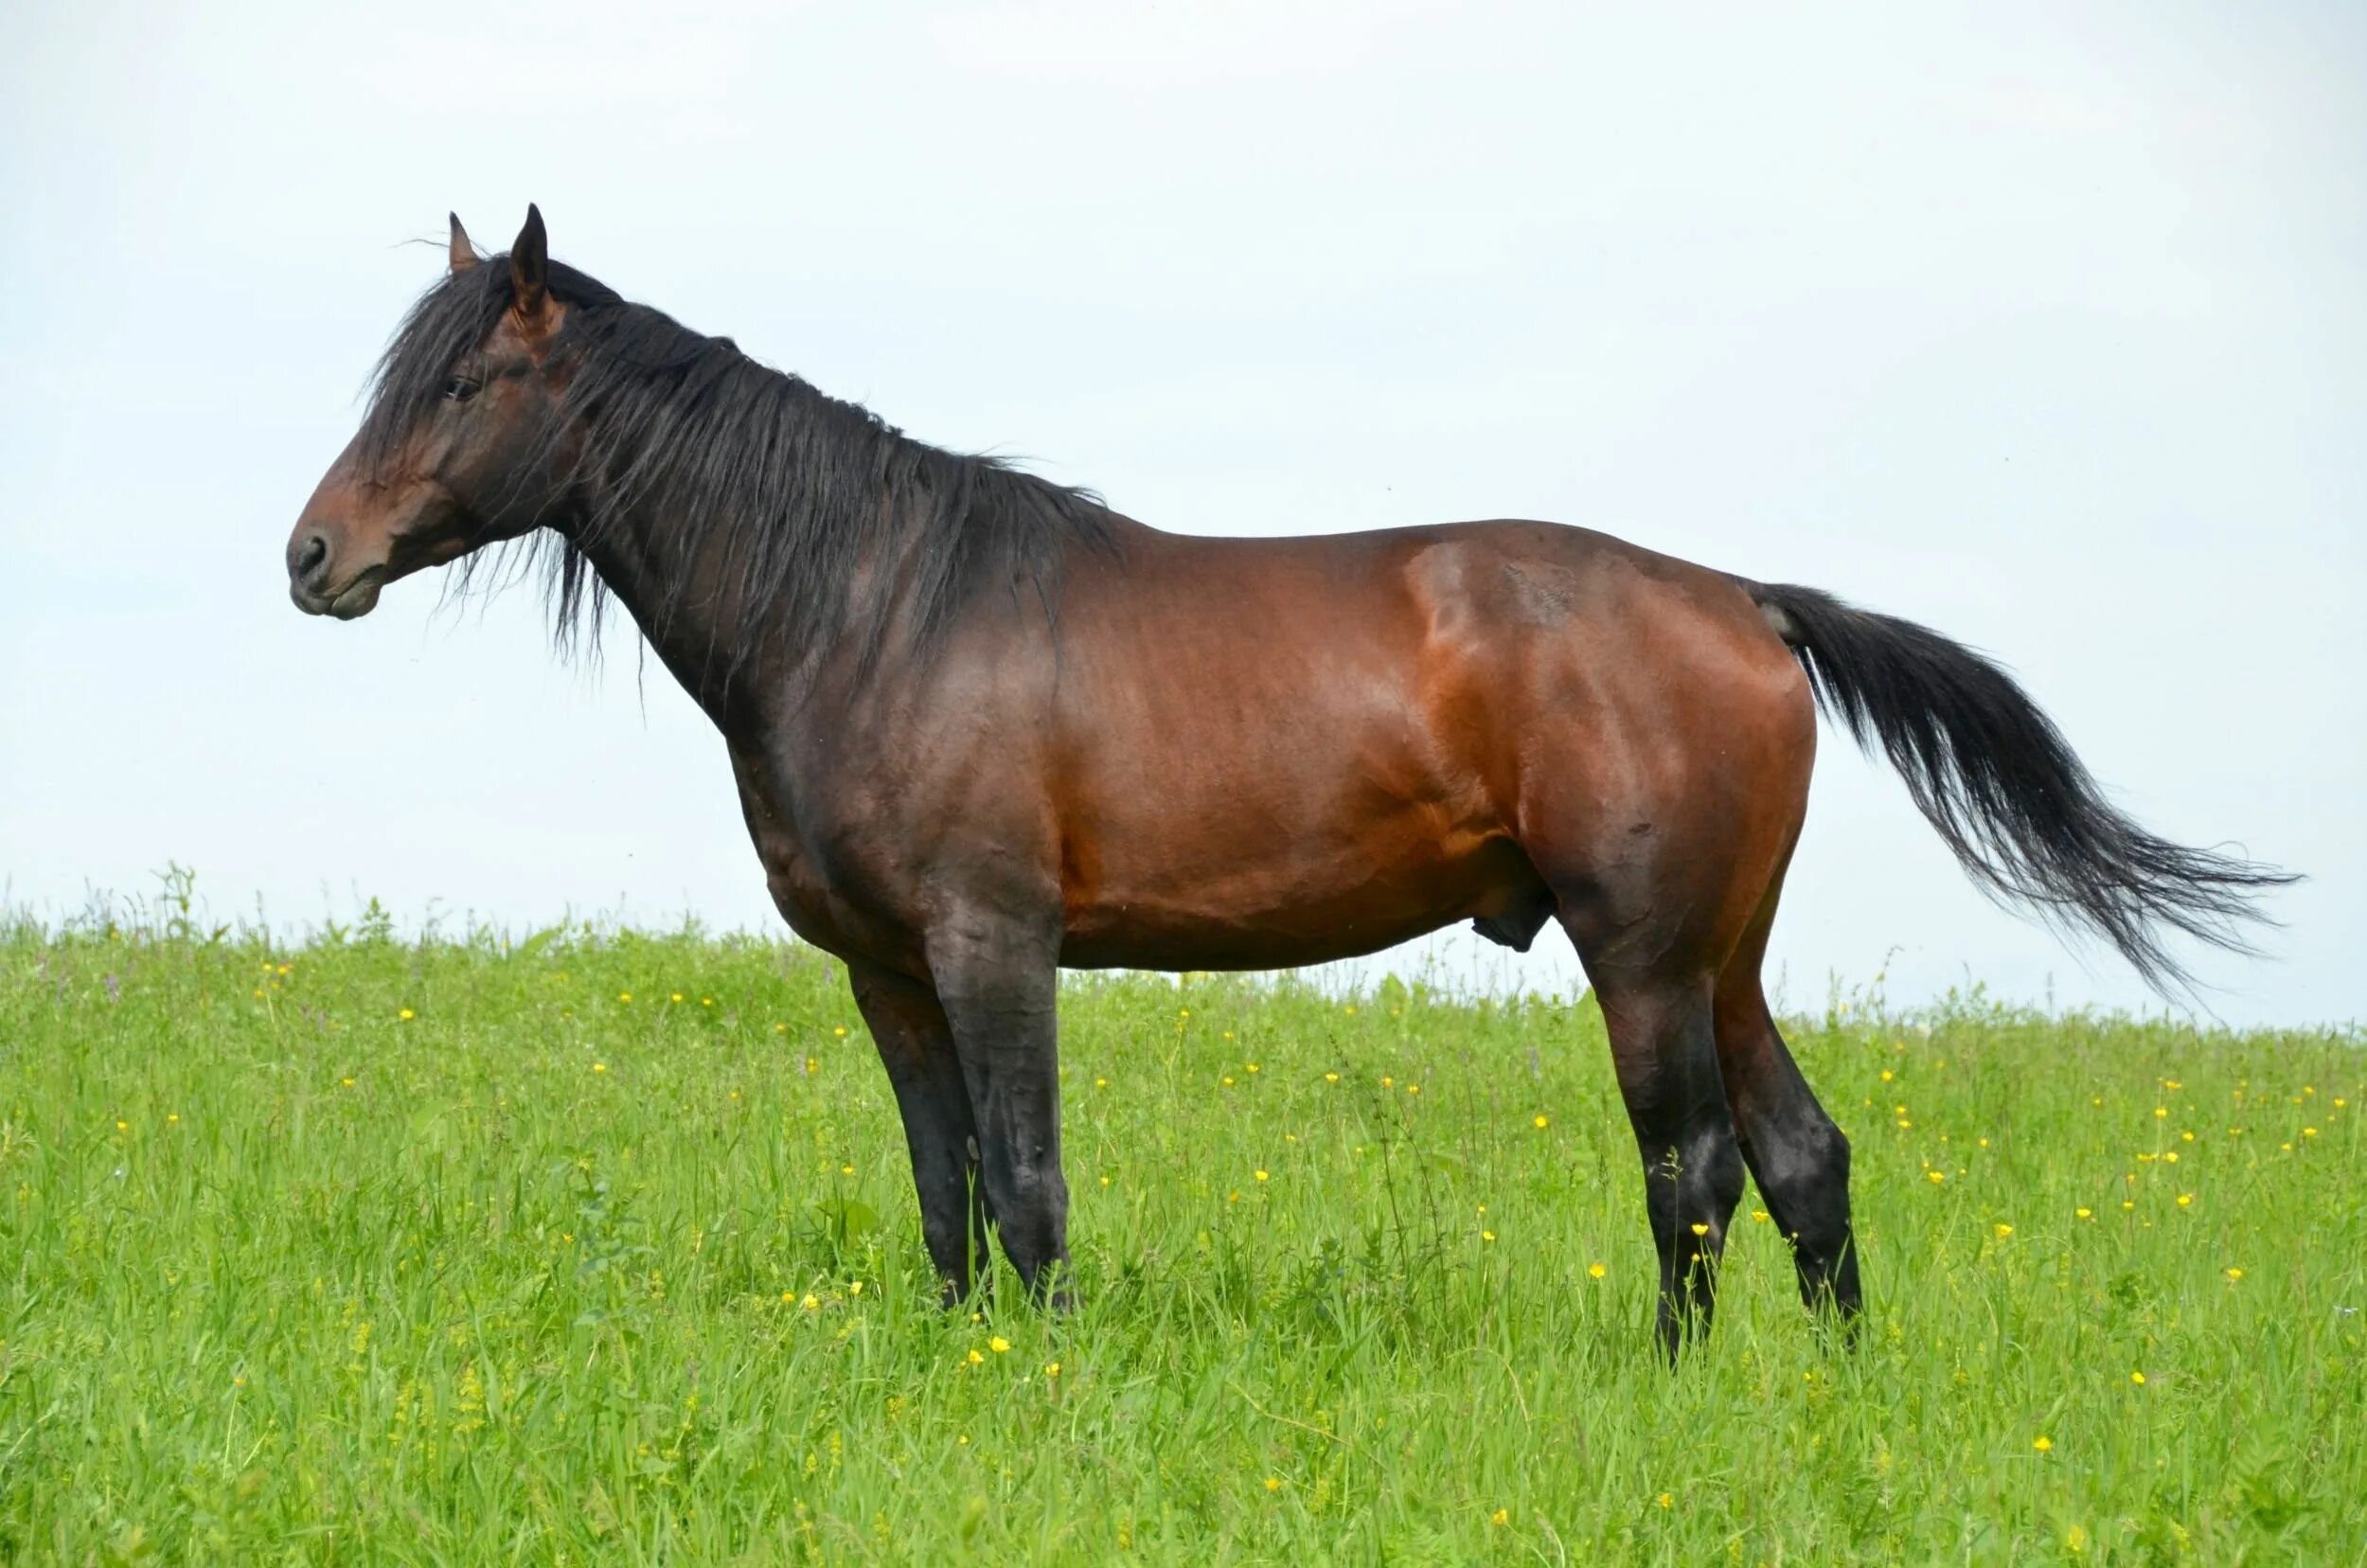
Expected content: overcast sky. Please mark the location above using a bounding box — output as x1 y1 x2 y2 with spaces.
2 1 2359 1025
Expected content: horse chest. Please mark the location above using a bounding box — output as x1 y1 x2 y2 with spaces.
730 761 861 953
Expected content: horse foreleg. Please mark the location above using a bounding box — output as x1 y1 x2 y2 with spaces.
850 961 992 1306
927 917 1072 1306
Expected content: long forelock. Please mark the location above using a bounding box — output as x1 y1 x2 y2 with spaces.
363 254 1113 681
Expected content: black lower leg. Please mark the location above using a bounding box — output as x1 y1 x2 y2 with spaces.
1600 981 1748 1358
1720 1009 1860 1322
932 922 1072 1306
851 963 991 1305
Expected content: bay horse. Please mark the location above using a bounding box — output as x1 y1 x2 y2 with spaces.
286 208 2289 1352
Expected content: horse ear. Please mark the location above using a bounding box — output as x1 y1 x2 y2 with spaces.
448 212 478 273
509 204 549 326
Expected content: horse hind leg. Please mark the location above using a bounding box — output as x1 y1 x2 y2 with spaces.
1712 886 1862 1323
1577 963 1750 1358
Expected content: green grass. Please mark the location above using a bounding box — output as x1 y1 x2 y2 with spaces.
1 912 2360 1563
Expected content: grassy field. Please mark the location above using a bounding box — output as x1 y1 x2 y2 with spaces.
1 911 2360 1563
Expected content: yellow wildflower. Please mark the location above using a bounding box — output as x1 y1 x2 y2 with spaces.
2034 1435 2054 1452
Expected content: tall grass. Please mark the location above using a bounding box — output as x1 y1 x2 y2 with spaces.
2 909 2359 1560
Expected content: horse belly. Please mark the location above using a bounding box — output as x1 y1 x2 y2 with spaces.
1055 819 1544 971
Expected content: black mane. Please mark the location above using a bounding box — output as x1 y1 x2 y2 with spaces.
357 251 1115 681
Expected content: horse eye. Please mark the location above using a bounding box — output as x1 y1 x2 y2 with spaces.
442 375 481 402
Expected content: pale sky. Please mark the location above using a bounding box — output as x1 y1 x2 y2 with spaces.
3 1 2359 1025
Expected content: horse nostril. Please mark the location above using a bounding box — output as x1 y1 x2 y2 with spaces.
295 532 329 584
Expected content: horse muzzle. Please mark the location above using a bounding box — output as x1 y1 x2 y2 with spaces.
287 529 387 619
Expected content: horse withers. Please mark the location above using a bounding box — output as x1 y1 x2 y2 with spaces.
286 208 2290 1353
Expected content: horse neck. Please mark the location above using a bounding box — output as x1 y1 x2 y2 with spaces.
560 490 814 730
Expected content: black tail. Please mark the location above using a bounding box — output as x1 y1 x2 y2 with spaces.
1746 580 2294 992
